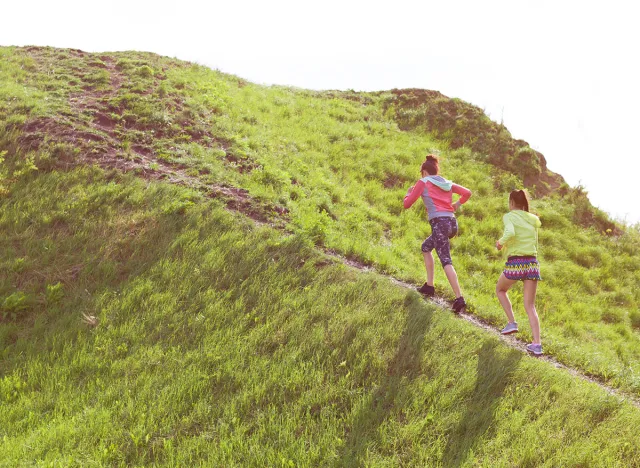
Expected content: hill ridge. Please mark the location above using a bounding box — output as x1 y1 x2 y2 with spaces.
15 51 634 405
2 44 640 398
3 45 640 464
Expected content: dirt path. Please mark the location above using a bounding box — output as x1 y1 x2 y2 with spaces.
78 57 282 225
21 49 285 226
331 251 640 409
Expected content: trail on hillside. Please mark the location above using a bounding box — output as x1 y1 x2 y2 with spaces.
18 50 640 410
19 49 286 227
332 251 640 409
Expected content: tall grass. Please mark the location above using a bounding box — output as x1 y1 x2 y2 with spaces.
2 46 640 395
1 168 640 466
2 46 640 394
155 57 640 393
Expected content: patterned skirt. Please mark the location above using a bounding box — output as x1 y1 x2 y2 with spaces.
504 256 542 281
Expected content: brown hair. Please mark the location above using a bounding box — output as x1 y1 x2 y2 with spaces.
421 154 439 175
509 189 530 212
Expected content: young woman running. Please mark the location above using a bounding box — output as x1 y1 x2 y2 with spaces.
404 155 472 313
496 189 543 355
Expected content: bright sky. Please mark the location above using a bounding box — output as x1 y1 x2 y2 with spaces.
2 0 639 223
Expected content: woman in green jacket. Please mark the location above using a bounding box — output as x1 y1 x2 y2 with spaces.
495 189 543 355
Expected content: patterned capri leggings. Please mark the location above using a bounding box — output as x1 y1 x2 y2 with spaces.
421 217 459 267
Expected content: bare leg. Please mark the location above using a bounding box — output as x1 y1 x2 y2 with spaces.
496 273 517 323
523 280 541 344
443 264 462 298
423 251 435 286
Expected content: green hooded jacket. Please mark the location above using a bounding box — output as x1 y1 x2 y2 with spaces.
498 210 542 258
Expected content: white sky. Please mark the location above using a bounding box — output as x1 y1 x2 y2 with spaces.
2 0 639 223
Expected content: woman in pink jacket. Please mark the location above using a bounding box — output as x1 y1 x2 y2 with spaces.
403 155 472 312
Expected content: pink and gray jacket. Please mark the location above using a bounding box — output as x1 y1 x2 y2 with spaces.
403 176 472 220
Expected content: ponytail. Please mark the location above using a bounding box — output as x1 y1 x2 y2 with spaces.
509 189 530 212
421 154 440 175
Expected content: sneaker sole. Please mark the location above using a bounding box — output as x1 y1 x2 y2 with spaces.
501 329 518 335
526 349 543 356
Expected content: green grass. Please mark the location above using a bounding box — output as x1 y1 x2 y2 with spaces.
1 168 640 466
0 49 640 380
141 50 640 393
2 45 640 464
2 46 639 388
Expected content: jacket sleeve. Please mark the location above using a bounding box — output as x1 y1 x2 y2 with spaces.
498 213 515 246
452 184 472 204
403 180 426 209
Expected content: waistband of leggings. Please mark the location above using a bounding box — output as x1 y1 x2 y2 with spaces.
428 212 456 222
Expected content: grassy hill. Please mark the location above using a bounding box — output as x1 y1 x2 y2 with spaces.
1 46 640 465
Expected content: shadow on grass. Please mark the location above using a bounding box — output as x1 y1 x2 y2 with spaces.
336 294 434 466
441 341 522 467
0 204 189 376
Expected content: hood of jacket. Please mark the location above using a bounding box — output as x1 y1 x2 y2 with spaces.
512 210 541 227
421 175 453 191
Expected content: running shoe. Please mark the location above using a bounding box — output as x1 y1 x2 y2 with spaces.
417 283 435 297
501 322 518 335
526 343 543 356
452 296 466 313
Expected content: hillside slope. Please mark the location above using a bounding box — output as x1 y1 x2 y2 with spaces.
1 46 640 464
1 167 640 466
5 45 639 392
